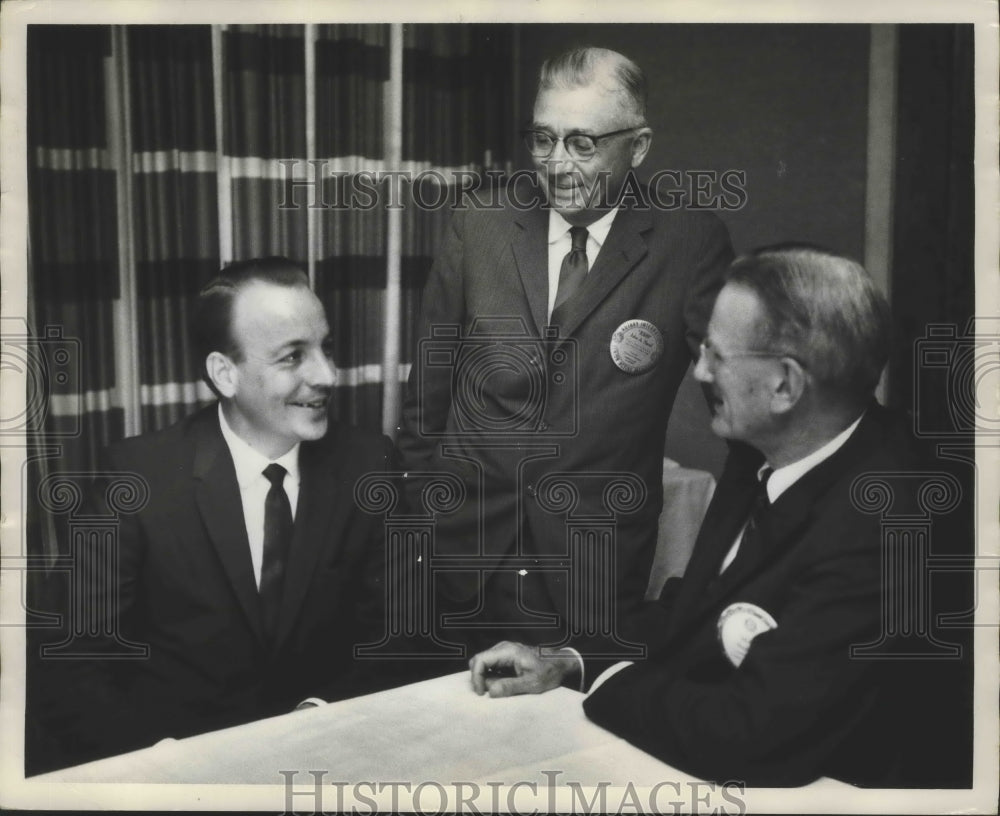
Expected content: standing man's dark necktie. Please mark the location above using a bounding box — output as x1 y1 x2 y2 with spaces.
553 226 589 313
261 463 293 640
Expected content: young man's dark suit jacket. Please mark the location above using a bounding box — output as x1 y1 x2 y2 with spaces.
583 404 932 787
60 405 395 763
397 180 733 645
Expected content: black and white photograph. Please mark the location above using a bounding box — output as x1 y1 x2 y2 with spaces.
1 0 997 812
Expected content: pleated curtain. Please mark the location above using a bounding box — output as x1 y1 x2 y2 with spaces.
129 25 220 431
28 26 121 473
26 23 513 460
26 22 514 554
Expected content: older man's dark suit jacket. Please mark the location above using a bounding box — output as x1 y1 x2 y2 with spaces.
60 406 394 762
397 181 733 644
583 404 936 787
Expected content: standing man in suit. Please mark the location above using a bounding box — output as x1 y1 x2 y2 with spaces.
397 47 733 656
471 247 930 786
56 257 394 764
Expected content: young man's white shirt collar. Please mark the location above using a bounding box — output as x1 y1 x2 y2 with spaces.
217 404 301 588
546 207 618 320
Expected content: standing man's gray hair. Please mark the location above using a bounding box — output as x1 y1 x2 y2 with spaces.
538 47 647 125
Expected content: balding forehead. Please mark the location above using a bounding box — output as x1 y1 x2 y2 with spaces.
532 83 643 130
231 281 322 333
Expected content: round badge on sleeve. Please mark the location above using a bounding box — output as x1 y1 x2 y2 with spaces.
610 319 664 374
717 602 778 668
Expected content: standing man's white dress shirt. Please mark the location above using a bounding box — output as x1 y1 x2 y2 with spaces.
546 207 619 321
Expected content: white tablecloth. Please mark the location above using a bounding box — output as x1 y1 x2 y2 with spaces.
30 670 854 812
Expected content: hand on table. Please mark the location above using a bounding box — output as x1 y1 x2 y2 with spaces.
469 640 580 697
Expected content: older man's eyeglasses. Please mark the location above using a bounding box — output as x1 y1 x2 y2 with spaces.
521 128 638 160
698 339 788 369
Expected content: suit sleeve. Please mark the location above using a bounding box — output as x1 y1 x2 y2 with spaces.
50 448 158 761
312 434 444 700
580 576 684 687
352 435 400 645
396 208 467 474
583 520 884 786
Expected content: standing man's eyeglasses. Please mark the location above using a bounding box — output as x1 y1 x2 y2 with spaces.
521 127 639 160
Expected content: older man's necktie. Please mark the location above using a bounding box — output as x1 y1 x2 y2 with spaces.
261 463 293 640
553 226 589 313
730 467 773 572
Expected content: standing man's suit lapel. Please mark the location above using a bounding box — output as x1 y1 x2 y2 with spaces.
552 203 652 338
192 414 267 646
509 201 654 340
510 205 549 335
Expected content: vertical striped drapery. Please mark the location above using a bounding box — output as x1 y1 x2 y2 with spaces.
226 24 310 263
25 24 511 773
128 26 220 431
26 22 514 472
28 26 121 474
314 24 390 426
396 23 514 396
26 30 121 769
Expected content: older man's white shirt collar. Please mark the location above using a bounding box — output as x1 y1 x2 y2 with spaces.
583 413 867 695
547 206 618 247
217 404 300 489
763 413 864 503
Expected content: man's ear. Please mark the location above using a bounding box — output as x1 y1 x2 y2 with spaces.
630 127 653 168
770 357 807 416
205 351 238 399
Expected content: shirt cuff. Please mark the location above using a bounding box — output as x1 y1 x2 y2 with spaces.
295 697 328 710
587 661 634 695
560 647 586 692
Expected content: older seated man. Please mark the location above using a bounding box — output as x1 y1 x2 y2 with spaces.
470 246 947 786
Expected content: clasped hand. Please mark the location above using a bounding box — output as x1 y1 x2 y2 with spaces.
469 641 579 697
